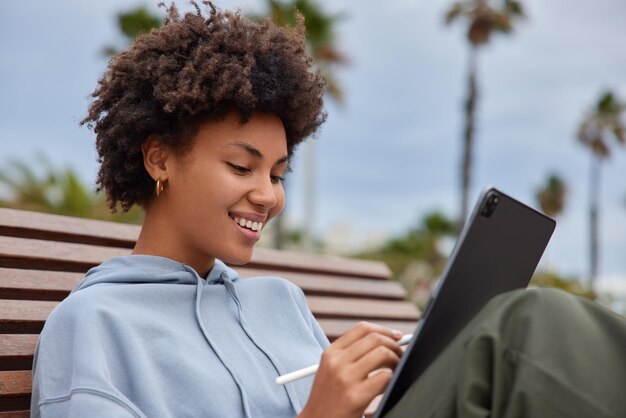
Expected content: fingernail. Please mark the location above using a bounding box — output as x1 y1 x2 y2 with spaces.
392 329 403 338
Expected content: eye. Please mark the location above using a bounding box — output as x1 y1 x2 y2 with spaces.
271 175 285 185
227 163 250 175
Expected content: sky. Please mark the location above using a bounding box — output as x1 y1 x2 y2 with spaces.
1 0 625 286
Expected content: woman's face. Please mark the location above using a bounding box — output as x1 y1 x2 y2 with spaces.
155 111 288 272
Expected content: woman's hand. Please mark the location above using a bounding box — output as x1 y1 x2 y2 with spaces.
299 322 404 418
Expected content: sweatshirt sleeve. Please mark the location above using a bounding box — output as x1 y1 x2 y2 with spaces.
30 293 147 418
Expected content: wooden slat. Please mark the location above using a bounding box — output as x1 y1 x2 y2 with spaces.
0 208 391 280
0 411 29 417
0 336 38 371
0 267 404 302
250 247 391 280
0 300 57 334
0 269 82 301
0 208 139 248
0 371 31 412
318 318 418 341
307 296 419 321
0 370 31 397
0 236 389 281
0 237 128 273
239 268 404 300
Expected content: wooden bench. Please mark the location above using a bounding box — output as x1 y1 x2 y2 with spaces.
0 207 420 417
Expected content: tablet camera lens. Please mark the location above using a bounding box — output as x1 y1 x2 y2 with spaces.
481 194 499 218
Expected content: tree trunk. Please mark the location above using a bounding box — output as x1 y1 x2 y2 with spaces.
273 178 288 249
589 154 601 291
302 141 316 252
459 46 479 231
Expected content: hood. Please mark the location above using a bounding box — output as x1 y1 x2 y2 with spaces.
71 254 298 418
74 255 241 293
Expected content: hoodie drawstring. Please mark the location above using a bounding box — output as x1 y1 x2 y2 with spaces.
220 272 304 414
191 267 304 418
193 273 253 418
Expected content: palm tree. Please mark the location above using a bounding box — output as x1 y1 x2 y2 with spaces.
577 90 625 290
444 0 525 229
535 173 566 218
253 0 348 250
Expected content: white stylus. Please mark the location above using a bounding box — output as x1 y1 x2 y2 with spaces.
275 333 414 385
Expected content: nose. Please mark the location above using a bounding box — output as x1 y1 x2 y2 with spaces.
248 176 278 210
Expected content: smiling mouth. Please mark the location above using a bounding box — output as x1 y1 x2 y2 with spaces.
230 215 264 232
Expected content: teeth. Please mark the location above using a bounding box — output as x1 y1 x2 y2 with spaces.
234 217 264 232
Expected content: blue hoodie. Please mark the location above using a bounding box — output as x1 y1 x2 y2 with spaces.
31 255 330 417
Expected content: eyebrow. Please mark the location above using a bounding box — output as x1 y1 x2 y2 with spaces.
230 140 289 165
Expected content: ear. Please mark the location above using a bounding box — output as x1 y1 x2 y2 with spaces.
141 137 170 181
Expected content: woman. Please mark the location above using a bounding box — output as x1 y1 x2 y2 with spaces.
31 3 403 417
31 2 626 418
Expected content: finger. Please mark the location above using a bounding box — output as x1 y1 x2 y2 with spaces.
332 321 403 350
342 332 403 363
352 345 401 380
368 367 394 379
359 367 395 400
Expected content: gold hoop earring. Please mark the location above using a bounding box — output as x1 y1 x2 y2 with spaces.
156 178 165 197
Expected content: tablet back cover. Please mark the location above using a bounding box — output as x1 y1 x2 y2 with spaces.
375 187 556 417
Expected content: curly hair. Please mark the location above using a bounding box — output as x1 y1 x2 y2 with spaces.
81 1 326 212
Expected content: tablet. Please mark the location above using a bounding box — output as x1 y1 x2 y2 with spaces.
373 187 556 417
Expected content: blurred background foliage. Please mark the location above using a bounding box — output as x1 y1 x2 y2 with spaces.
101 5 162 56
0 154 144 224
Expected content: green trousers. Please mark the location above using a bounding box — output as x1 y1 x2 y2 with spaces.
384 288 626 418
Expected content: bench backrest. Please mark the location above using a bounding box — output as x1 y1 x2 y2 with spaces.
0 207 419 416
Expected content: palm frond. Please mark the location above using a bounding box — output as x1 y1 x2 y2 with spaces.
103 6 162 58
505 0 525 17
612 121 625 144
445 0 526 45
536 173 566 217
444 3 466 25
118 6 162 40
579 90 626 157
597 91 616 114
